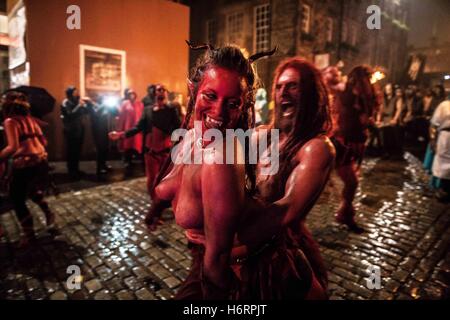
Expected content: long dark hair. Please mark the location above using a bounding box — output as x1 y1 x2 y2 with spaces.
271 57 331 187
340 65 381 118
1 91 31 119
183 45 257 132
154 43 276 194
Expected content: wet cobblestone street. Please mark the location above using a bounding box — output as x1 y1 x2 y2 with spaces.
0 153 449 300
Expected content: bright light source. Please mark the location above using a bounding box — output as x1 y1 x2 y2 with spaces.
104 96 119 109
371 70 386 84
444 75 450 80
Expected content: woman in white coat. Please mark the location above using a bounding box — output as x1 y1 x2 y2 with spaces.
431 99 450 202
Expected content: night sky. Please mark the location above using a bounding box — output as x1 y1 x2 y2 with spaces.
408 0 450 48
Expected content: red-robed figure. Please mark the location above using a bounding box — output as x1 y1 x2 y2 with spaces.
116 89 143 165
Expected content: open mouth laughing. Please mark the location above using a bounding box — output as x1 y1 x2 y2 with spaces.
281 101 295 117
203 113 224 130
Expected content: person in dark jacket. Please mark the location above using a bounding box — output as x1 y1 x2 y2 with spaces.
87 96 114 175
60 86 87 180
142 84 156 108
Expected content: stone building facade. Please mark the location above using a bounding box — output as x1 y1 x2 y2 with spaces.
188 0 410 91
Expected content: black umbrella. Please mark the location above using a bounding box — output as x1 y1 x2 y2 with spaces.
4 86 56 118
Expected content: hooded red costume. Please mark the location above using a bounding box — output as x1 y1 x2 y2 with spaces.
116 90 143 154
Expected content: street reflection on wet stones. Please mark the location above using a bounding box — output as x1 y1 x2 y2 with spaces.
0 153 449 300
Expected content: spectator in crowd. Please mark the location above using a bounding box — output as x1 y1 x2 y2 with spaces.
60 86 88 180
116 89 143 171
254 88 269 126
430 99 450 202
121 88 130 105
87 96 113 176
404 85 423 144
380 85 405 159
142 84 156 108
110 84 180 202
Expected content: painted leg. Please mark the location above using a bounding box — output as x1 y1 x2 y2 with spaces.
335 163 364 233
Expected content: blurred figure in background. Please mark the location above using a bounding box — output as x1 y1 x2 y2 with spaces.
331 65 381 233
380 85 405 159
423 85 445 119
322 66 345 103
110 84 180 213
87 96 113 176
404 85 423 144
142 84 156 108
413 88 429 143
121 88 130 105
429 85 446 117
430 99 450 202
167 91 184 121
116 89 143 171
61 86 87 180
0 91 55 247
423 86 446 178
254 88 268 126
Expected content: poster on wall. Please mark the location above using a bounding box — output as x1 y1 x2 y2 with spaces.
80 45 126 103
8 0 29 87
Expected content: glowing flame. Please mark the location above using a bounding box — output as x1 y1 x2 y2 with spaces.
371 71 385 84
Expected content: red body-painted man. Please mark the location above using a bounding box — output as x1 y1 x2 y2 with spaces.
330 66 381 233
240 58 336 291
110 84 180 199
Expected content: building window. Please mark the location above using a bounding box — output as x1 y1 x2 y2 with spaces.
301 4 311 34
206 19 217 46
350 23 357 46
227 12 244 45
325 17 333 42
254 4 270 52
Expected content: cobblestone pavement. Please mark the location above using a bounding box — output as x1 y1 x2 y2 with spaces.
0 153 448 300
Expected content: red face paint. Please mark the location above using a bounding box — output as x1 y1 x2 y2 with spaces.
194 66 246 139
155 85 167 104
275 67 301 131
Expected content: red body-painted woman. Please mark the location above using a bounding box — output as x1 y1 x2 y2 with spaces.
154 44 326 299
0 91 55 247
